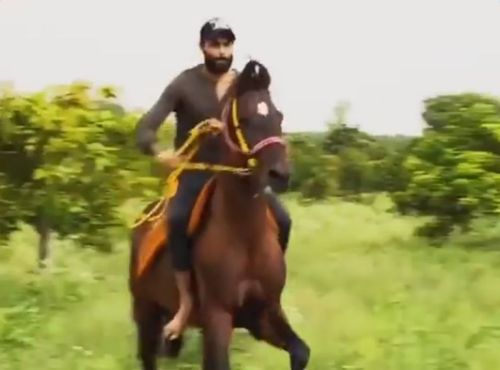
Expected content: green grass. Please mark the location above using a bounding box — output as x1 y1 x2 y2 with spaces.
1 196 500 370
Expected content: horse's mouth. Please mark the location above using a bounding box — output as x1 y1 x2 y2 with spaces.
267 168 289 194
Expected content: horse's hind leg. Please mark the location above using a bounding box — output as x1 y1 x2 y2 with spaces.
248 305 310 370
133 299 163 370
133 298 187 369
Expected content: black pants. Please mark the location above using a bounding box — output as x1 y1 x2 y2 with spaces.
166 172 291 271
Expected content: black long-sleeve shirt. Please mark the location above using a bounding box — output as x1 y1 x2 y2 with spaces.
135 64 229 164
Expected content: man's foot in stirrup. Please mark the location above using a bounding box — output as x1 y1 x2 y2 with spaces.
163 271 193 340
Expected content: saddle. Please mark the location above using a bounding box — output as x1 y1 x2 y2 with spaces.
134 176 278 277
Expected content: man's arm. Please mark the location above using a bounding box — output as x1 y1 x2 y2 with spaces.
135 75 183 155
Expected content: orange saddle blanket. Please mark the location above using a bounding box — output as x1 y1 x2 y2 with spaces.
134 178 278 278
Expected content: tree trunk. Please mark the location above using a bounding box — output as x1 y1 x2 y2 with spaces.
36 215 51 269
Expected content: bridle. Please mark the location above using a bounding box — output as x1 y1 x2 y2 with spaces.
221 97 286 169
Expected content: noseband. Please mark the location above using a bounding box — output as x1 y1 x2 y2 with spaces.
221 98 285 168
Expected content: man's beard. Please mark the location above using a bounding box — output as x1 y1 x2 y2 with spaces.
204 54 233 75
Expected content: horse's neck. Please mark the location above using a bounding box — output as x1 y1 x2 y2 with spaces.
213 173 267 238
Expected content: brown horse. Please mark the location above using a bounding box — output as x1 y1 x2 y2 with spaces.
129 60 310 370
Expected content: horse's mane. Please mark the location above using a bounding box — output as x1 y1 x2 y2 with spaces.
233 59 271 97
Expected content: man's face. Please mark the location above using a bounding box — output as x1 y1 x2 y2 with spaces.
201 37 234 75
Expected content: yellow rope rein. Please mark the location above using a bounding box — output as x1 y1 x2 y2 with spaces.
131 116 250 229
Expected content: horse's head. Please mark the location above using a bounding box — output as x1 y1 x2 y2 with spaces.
221 59 290 194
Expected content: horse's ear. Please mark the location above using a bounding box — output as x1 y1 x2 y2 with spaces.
236 59 271 96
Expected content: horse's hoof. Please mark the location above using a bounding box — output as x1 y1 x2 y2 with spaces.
289 339 310 370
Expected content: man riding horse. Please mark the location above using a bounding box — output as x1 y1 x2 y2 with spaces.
135 17 292 341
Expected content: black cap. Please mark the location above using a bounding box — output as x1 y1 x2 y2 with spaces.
200 17 236 43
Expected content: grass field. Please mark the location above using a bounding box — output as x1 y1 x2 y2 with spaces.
1 196 500 370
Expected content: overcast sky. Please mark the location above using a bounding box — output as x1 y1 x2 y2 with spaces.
1 0 499 135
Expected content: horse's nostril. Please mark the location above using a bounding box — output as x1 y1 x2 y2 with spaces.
267 167 290 194
269 169 280 179
268 168 289 180
269 169 287 179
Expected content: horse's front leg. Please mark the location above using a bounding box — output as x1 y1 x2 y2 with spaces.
248 303 310 370
201 303 233 370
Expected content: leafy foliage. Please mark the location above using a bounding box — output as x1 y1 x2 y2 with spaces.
392 93 500 238
287 102 413 199
287 133 339 199
0 83 158 251
2 82 500 250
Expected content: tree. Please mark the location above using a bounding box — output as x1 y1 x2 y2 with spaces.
0 82 157 266
392 93 500 239
287 133 339 199
0 173 21 243
323 103 393 194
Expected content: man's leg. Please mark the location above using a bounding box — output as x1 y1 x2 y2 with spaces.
163 172 211 339
265 191 291 253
